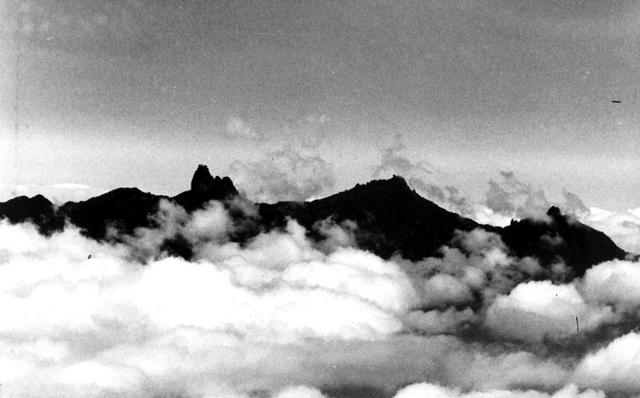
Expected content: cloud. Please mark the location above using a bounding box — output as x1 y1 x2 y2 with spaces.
484 171 589 221
282 112 332 149
393 383 603 398
402 229 546 311
229 147 335 202
371 143 591 225
3 193 640 397
373 134 433 180
580 207 640 253
572 332 640 393
0 214 427 396
275 386 328 398
372 135 474 216
485 280 616 342
485 171 552 219
422 273 474 307
225 117 259 140
403 308 476 335
581 259 640 311
370 140 596 230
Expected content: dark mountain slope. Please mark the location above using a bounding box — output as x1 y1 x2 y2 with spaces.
60 188 165 240
501 206 627 276
260 175 484 260
0 195 64 234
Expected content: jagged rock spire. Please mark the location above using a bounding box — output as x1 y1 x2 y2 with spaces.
190 164 238 199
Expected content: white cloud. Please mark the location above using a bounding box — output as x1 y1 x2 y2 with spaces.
0 216 429 396
393 383 603 398
403 308 475 335
485 281 616 342
581 259 640 311
274 386 328 398
573 332 640 393
422 273 474 307
3 189 640 397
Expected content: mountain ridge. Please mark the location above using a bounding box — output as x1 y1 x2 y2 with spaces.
0 166 629 277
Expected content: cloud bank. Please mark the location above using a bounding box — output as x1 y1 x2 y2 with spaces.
2 191 640 397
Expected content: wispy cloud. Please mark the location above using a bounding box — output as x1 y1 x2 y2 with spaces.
229 147 335 202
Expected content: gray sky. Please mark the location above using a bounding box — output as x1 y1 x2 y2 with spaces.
1 0 639 210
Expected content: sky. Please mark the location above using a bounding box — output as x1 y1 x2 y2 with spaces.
5 3 640 396
1 0 640 210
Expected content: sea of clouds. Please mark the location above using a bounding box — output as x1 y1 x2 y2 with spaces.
2 195 640 398
2 134 640 397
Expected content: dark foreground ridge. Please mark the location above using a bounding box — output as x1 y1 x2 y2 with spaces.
0 166 629 277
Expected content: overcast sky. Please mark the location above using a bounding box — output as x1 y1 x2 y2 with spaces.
1 0 639 210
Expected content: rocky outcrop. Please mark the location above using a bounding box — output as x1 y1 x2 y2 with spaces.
174 165 239 211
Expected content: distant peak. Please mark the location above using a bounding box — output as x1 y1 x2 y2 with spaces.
390 174 409 185
363 175 412 192
190 164 238 199
546 206 562 218
191 165 215 192
546 206 571 227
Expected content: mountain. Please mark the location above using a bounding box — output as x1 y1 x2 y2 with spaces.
60 188 166 240
501 206 627 276
0 194 64 234
0 166 629 276
259 175 483 261
173 164 239 211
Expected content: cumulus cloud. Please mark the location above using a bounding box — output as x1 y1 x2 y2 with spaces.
422 273 474 307
393 383 603 398
402 229 546 312
3 193 640 397
573 332 640 393
0 213 425 396
403 308 476 335
485 281 616 342
275 386 328 398
581 259 640 312
229 147 335 202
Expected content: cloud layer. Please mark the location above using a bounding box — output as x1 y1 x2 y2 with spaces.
2 191 640 397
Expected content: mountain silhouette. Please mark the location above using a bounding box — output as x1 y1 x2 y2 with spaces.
0 166 629 276
174 164 239 211
501 206 627 276
259 175 483 260
0 194 64 234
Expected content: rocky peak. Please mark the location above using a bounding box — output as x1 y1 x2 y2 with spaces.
189 165 238 199
547 206 562 218
355 175 412 195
